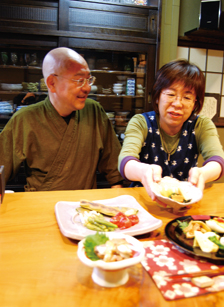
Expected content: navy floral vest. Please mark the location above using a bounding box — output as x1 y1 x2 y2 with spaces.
131 111 199 186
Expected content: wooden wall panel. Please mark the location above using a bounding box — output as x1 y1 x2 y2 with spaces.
0 2 58 30
68 37 154 52
69 1 158 39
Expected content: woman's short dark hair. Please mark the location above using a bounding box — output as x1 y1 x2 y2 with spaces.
151 59 205 114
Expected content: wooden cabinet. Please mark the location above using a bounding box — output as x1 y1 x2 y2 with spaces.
0 0 161 190
0 0 161 109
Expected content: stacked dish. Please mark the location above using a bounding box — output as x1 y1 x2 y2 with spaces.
113 83 123 95
1 83 23 91
0 101 14 115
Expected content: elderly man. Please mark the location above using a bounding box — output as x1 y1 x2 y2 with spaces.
0 47 123 191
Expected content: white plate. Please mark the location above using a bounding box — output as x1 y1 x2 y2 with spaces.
55 195 162 240
151 181 203 213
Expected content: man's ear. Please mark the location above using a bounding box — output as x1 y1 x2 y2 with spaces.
46 75 56 93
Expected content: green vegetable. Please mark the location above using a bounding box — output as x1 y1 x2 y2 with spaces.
183 199 191 203
177 220 189 231
208 236 224 250
88 217 106 230
84 232 109 261
85 222 103 231
93 216 118 228
85 214 118 232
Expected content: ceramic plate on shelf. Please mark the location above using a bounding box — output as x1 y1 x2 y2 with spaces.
165 215 224 262
55 195 162 240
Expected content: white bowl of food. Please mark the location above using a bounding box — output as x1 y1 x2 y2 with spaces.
77 232 145 287
151 176 203 214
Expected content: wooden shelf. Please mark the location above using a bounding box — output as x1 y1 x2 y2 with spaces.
92 70 145 76
89 93 144 98
0 65 42 70
178 28 224 50
0 91 47 95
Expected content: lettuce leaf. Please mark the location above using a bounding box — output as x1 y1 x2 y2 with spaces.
177 220 189 231
83 232 109 261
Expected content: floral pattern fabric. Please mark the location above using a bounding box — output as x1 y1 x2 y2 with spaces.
141 240 224 301
140 111 198 181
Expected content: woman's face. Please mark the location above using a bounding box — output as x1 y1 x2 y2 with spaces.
157 82 196 135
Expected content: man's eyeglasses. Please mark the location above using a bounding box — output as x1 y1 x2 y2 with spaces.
53 74 96 88
161 91 196 105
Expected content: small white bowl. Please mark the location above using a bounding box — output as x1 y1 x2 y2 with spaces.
77 233 145 287
151 178 203 214
137 89 144 95
113 83 123 88
113 88 123 95
90 85 98 93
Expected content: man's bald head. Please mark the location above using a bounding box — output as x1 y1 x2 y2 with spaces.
42 47 87 81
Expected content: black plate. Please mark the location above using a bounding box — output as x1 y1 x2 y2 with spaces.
165 215 224 262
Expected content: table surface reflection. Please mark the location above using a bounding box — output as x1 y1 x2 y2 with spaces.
0 184 224 307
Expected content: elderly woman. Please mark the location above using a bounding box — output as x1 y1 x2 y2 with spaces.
118 59 224 201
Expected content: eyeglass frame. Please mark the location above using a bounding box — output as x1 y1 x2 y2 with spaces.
161 90 196 106
52 74 96 88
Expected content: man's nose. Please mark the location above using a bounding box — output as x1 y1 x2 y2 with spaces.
81 79 91 91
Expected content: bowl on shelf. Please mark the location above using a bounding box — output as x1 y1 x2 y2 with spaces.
1 83 23 91
137 89 144 95
113 88 123 95
113 83 123 95
113 83 123 87
77 232 145 288
90 85 98 93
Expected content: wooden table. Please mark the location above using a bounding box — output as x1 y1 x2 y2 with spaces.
0 184 224 307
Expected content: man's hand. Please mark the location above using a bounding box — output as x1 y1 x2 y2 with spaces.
111 184 123 189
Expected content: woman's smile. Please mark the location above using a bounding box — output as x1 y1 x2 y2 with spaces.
168 110 182 118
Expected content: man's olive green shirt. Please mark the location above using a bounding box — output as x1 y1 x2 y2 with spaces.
0 97 123 191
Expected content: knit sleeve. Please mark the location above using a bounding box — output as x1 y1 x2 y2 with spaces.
195 115 224 179
118 114 148 178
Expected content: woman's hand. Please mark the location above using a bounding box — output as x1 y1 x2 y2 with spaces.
124 160 162 200
140 164 163 200
188 167 205 191
188 162 222 191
